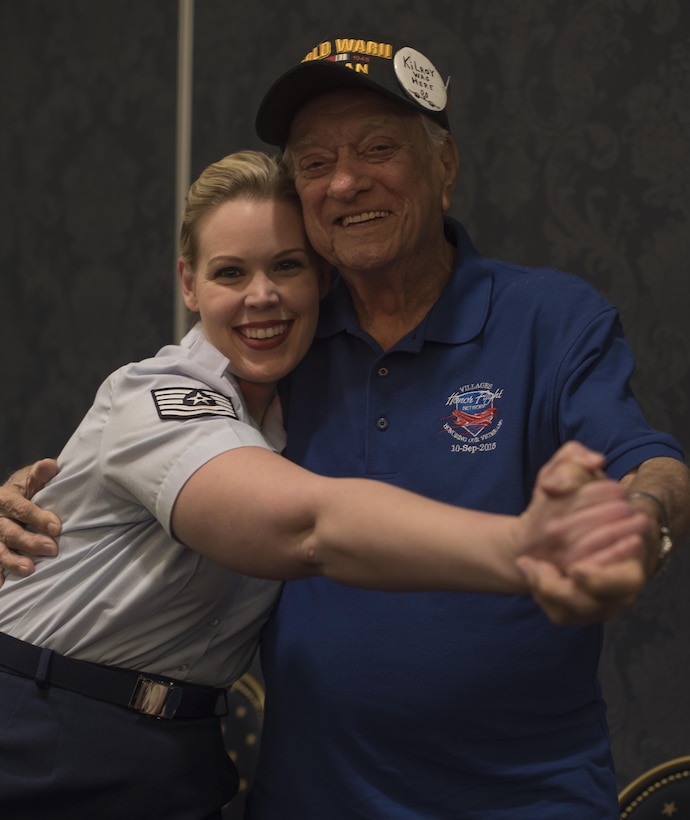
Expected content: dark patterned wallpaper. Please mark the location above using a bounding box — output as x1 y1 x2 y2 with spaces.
0 0 178 473
1 0 689 807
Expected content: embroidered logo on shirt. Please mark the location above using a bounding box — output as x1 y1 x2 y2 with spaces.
151 387 237 421
440 383 503 452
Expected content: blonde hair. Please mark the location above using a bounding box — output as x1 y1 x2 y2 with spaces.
180 150 298 270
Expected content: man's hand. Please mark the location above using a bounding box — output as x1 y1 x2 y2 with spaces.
0 459 60 586
515 553 646 625
514 441 651 623
520 442 648 571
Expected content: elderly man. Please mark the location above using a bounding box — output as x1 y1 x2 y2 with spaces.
242 35 690 819
1 33 689 820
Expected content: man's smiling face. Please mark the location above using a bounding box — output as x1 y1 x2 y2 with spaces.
287 89 457 279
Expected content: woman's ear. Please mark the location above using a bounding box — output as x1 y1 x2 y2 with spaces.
178 258 199 312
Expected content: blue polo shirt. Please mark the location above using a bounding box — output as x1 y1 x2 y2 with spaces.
247 218 684 819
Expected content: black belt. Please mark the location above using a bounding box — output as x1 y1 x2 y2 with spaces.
0 632 228 720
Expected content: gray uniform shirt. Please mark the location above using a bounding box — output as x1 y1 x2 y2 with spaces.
0 324 282 687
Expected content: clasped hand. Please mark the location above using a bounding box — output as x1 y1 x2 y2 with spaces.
518 442 650 625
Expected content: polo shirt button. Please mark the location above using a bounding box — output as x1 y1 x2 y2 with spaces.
376 417 389 431
208 618 220 627
377 366 389 377
178 663 190 672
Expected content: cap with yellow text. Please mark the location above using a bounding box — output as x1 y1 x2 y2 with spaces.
255 36 451 147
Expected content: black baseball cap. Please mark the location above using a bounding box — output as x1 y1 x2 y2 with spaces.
255 35 451 148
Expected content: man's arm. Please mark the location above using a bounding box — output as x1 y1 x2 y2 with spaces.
0 459 61 585
619 456 690 576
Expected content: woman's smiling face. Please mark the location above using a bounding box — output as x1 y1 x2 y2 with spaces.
180 196 326 386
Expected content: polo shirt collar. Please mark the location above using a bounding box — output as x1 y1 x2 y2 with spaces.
315 217 492 347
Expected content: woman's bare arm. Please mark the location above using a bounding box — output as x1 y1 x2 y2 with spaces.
171 442 648 596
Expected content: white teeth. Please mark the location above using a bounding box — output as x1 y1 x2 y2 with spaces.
341 211 388 227
241 323 287 340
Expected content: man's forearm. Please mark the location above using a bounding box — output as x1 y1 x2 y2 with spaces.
620 456 690 576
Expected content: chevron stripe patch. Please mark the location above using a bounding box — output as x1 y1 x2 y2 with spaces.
151 387 238 421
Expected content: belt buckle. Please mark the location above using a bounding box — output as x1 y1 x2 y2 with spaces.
129 676 182 719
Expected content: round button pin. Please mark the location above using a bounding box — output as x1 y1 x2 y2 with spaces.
393 46 447 112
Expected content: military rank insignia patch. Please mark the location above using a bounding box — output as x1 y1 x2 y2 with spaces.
151 387 238 421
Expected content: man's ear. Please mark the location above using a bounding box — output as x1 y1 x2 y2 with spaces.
178 258 199 312
439 136 459 214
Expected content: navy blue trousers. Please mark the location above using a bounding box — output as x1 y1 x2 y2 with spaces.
0 668 238 819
